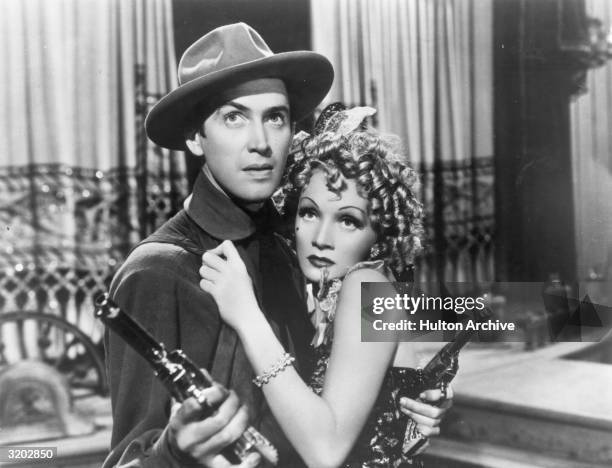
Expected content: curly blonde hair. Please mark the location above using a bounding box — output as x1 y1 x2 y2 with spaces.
279 128 424 279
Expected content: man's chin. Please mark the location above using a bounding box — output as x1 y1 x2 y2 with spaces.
230 192 271 212
221 180 279 210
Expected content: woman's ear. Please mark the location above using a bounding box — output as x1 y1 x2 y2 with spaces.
185 131 205 156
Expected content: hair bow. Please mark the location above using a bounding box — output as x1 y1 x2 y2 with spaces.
318 105 376 136
291 103 377 152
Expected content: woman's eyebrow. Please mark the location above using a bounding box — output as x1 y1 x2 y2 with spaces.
338 206 366 215
298 196 319 207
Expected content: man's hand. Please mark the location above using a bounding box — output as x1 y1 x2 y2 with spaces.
166 384 260 467
399 385 454 437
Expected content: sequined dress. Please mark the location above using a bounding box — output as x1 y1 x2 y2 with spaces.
307 262 425 468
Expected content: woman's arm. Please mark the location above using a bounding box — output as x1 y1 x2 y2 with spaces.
248 271 396 467
201 241 400 468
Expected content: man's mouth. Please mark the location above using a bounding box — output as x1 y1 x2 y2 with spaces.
308 255 335 268
243 163 274 172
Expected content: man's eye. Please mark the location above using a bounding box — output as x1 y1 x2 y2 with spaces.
224 112 245 126
267 112 287 126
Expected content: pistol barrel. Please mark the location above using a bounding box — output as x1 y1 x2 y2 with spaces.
94 293 279 465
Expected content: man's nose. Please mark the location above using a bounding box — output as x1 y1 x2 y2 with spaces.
247 121 272 156
312 220 334 250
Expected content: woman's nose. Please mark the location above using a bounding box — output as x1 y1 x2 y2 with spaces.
312 220 334 249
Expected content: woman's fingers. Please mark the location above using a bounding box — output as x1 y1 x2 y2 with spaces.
202 250 227 271
399 397 445 419
205 240 237 262
405 410 440 431
199 265 219 294
400 386 455 438
419 383 454 405
219 240 241 262
206 243 226 257
202 241 245 274
414 422 440 437
200 264 221 282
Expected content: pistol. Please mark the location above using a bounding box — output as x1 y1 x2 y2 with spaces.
94 293 278 465
400 308 491 458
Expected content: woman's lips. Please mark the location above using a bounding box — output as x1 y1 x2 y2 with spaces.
308 255 335 268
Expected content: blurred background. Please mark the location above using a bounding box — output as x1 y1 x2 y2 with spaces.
0 0 611 466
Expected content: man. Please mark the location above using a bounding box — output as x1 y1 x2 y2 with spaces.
104 23 333 467
104 22 450 468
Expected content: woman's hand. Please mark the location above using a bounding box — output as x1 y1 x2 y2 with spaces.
199 240 260 331
399 384 454 437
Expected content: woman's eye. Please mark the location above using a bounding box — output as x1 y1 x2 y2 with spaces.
298 207 317 220
339 216 362 230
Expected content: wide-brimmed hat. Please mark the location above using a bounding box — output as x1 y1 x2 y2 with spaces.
145 22 334 151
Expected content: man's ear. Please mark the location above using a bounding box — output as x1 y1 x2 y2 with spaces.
185 131 205 156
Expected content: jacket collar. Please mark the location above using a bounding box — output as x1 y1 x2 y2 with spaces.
184 171 282 240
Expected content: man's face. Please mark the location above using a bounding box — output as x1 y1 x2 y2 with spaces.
186 84 292 206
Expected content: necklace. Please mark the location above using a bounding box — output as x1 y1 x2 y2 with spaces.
307 274 343 348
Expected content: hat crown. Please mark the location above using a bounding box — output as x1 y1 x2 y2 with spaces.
178 23 273 85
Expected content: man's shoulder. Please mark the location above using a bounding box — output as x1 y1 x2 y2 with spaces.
145 209 220 255
110 241 200 294
123 241 194 270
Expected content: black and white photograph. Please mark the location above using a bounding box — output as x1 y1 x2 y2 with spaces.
0 0 611 467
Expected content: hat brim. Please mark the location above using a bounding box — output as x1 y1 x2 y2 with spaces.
145 51 334 151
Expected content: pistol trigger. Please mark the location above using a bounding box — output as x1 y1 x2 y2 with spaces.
437 381 449 403
193 388 208 408
192 388 216 418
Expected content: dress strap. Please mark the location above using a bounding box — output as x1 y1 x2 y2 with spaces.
345 260 389 278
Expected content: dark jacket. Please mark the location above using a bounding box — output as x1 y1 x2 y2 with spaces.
103 172 313 467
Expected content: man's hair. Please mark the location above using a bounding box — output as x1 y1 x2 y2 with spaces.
183 100 217 141
278 128 424 278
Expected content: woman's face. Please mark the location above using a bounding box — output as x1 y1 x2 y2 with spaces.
295 170 377 282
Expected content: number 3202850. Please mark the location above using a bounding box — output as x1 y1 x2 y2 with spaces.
1 447 57 461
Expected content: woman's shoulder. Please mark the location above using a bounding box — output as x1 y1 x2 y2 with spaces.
339 261 394 304
344 260 392 284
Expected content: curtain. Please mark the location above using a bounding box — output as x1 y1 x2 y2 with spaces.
311 0 494 284
0 0 185 358
570 0 612 284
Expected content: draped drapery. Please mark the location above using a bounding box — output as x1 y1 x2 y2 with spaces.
570 0 612 283
310 0 494 283
0 0 185 354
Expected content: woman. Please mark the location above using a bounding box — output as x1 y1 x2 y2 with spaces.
200 106 452 467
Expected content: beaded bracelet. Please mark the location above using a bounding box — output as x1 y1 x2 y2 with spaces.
253 352 295 387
